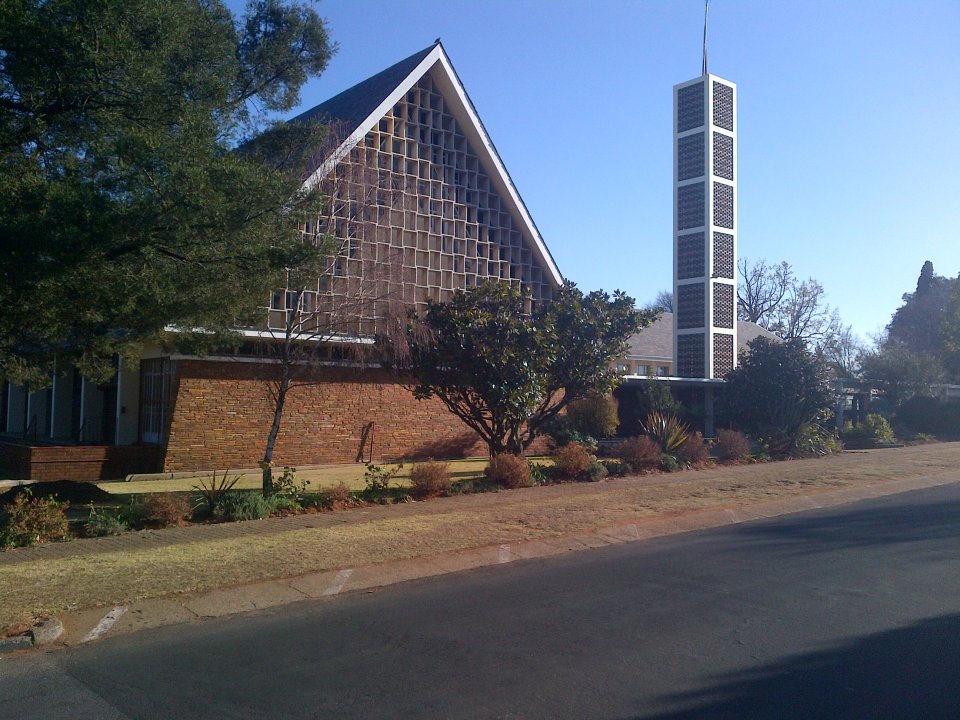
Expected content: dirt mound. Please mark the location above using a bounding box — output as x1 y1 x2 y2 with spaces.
0 481 113 506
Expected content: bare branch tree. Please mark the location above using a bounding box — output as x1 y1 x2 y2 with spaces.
768 278 833 345
737 258 793 325
819 320 864 376
254 129 406 494
738 257 841 348
645 289 673 313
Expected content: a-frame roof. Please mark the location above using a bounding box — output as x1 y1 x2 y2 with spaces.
294 41 563 288
292 45 437 132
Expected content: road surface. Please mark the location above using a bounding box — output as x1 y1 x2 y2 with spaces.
3 482 960 719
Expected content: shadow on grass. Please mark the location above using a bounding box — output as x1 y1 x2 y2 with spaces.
627 613 960 720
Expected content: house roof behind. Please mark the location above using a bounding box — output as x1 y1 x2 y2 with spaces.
626 312 779 361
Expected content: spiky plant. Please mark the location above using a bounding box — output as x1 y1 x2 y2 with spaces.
643 411 690 453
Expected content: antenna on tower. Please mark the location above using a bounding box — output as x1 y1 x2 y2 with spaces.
702 0 710 76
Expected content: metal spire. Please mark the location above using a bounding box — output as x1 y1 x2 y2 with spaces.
702 0 710 76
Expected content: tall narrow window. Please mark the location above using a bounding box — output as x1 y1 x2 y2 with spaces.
139 359 173 445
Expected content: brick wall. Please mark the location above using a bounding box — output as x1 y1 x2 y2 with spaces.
161 360 500 472
0 442 162 482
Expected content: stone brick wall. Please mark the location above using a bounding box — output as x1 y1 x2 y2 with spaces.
0 442 162 482
161 360 502 472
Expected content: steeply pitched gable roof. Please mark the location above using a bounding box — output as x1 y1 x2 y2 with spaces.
291 44 437 130
294 42 563 288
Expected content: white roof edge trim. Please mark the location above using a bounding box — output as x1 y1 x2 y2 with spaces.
162 325 375 345
300 44 564 289
433 51 563 288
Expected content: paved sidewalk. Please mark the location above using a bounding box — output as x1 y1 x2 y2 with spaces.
2 444 959 650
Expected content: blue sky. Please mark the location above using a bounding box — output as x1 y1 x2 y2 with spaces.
257 0 959 343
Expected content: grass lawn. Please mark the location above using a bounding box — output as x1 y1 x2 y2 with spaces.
2 444 959 629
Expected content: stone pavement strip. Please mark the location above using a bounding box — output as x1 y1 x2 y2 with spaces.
14 467 954 651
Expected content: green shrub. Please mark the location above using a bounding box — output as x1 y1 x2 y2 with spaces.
911 432 937 443
791 424 840 458
527 460 554 485
643 411 690 453
614 436 661 472
361 463 402 504
484 453 532 489
565 394 619 439
267 495 301 514
215 491 271 521
602 459 631 477
409 461 453 499
543 415 597 451
0 490 69 548
894 395 940 435
615 380 682 436
552 443 593 480
273 466 308 501
903 401 960 440
675 431 709 467
718 338 833 456
660 453 682 472
583 461 608 482
191 470 240 518
84 505 128 537
127 494 189 528
866 415 890 441
713 429 751 463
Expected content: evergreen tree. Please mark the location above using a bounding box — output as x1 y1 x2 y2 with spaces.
0 0 335 384
403 282 651 456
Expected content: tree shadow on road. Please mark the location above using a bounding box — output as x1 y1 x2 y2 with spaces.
625 613 960 720
726 493 960 555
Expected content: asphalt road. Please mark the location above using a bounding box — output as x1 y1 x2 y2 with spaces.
4 482 960 720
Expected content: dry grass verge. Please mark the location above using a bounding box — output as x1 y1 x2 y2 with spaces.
2 444 959 627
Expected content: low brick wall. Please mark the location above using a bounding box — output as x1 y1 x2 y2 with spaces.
161 360 493 472
0 442 31 480
0 442 163 482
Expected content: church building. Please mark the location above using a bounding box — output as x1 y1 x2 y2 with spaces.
0 42 564 479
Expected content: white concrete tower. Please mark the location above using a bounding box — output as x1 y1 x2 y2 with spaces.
672 73 737 379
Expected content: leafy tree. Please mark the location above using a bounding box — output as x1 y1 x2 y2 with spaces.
0 0 335 384
886 261 956 360
718 337 834 456
858 261 960 401
403 282 651 456
858 341 944 406
943 280 960 380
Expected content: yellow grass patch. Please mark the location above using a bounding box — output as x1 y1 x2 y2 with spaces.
2 444 958 627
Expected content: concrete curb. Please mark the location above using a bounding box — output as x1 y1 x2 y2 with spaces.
0 618 63 654
28 471 960 652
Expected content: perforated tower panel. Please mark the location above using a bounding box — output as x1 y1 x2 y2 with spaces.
673 75 737 378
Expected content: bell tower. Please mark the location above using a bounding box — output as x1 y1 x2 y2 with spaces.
672 4 737 379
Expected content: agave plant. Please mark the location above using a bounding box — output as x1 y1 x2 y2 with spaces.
192 469 240 517
643 411 690 453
